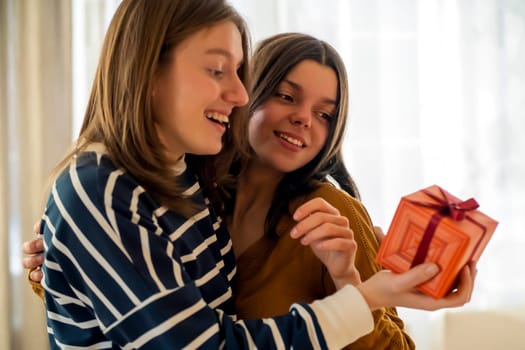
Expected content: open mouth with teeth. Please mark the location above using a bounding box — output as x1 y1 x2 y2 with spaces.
206 112 229 127
274 131 305 148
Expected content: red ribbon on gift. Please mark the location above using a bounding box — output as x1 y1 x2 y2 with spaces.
409 187 480 268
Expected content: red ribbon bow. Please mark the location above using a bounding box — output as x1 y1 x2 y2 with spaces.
409 187 479 268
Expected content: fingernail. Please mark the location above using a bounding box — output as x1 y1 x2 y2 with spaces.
290 227 298 238
426 264 439 275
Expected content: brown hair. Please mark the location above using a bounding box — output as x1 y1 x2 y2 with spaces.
51 0 250 216
214 33 360 236
249 33 350 174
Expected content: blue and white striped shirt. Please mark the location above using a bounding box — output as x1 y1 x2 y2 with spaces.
42 145 324 349
42 146 373 349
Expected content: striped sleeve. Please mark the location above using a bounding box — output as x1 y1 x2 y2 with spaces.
41 152 373 349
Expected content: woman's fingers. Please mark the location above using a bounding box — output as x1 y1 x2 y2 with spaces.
293 197 339 221
29 268 44 283
22 252 44 269
22 236 44 274
293 218 352 244
308 237 357 253
33 220 41 235
390 263 440 291
441 263 476 306
22 237 44 255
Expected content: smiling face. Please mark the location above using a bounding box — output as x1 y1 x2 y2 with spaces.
248 59 338 174
151 20 248 162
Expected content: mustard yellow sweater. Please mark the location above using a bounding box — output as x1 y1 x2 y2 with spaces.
234 182 415 349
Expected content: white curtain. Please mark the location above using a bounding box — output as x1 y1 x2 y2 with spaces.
1 0 72 349
1 2 9 347
231 0 525 348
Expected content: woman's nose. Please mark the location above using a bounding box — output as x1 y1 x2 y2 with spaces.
290 105 311 128
224 75 249 107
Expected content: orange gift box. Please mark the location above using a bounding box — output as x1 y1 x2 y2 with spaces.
376 185 498 299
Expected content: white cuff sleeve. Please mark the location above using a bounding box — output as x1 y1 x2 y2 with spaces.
309 284 374 349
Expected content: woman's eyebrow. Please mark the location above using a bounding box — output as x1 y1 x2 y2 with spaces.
282 79 337 105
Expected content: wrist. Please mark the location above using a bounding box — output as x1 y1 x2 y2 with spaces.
356 281 379 311
333 269 361 290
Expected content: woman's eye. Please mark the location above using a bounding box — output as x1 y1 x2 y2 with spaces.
275 92 293 102
319 112 333 121
208 69 224 78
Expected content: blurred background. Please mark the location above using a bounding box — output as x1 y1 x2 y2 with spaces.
1 0 524 349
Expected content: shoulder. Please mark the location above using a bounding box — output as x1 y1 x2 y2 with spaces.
55 151 127 192
51 150 150 218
